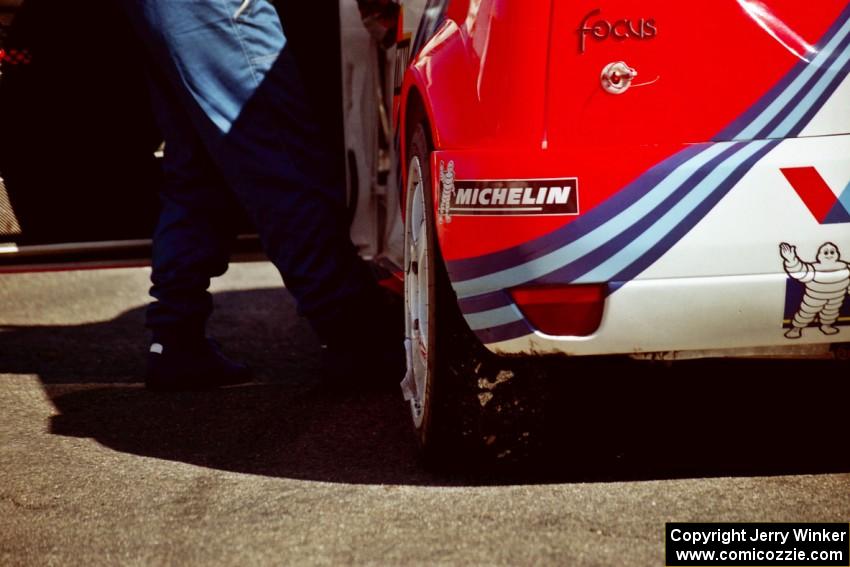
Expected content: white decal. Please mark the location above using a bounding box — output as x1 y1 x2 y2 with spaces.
780 241 850 338
438 160 456 224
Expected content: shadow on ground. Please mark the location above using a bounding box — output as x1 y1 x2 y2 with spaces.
1 288 848 486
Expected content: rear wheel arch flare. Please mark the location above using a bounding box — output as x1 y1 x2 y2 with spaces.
404 87 432 157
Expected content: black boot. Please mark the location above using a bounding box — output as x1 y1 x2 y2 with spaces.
146 337 252 391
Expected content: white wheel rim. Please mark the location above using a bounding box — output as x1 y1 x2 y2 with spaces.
404 155 430 429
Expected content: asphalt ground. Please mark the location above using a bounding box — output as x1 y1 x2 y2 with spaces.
0 262 848 566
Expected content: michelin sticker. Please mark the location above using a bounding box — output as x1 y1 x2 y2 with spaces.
780 241 850 338
438 161 579 221
448 178 579 217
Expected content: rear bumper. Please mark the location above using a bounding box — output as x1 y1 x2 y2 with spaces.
477 272 849 357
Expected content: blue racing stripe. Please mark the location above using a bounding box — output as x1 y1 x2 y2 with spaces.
574 140 773 283
716 2 850 141
788 61 850 138
769 32 850 137
463 304 525 331
533 141 745 286
756 30 850 138
607 140 781 284
733 12 850 139
457 290 513 314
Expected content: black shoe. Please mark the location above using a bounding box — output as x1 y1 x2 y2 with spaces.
145 338 252 391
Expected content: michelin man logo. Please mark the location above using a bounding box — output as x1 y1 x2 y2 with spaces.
780 241 850 339
438 160 455 224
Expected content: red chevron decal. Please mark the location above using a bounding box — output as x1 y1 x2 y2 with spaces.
780 167 838 223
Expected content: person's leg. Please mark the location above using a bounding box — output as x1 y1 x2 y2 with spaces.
120 0 402 380
143 66 252 390
213 46 403 380
123 0 374 312
145 65 240 343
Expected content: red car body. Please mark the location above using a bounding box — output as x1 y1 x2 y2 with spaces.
340 0 850 460
387 0 850 353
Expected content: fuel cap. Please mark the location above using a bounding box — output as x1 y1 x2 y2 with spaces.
600 61 637 94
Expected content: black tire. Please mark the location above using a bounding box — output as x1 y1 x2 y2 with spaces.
404 118 546 469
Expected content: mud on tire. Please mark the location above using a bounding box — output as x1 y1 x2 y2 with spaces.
404 116 546 469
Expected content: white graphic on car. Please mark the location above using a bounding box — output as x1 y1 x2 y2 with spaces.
438 160 456 224
780 241 850 338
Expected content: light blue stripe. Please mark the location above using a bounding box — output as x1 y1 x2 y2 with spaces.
453 142 734 299
735 16 850 139
838 180 850 212
575 140 771 283
464 304 524 331
769 45 850 137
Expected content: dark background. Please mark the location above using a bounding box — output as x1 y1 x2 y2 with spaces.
0 0 345 248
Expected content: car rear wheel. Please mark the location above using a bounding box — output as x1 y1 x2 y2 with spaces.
403 121 546 468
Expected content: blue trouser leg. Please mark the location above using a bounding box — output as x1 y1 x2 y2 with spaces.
119 0 377 339
145 66 239 339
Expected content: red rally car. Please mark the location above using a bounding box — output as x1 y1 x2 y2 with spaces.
340 0 850 462
1 0 848 465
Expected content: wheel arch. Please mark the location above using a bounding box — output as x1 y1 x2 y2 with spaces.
399 19 481 221
399 18 481 161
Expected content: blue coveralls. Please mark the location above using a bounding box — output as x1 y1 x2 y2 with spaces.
117 0 377 342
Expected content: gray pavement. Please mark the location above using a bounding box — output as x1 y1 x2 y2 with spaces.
0 262 848 566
